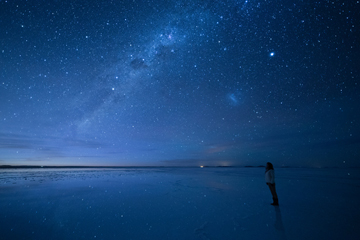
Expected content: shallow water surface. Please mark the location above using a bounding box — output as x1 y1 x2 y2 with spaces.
1 168 359 240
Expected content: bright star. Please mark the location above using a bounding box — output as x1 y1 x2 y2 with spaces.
270 52 275 57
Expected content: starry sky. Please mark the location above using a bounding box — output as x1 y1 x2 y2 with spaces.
1 0 359 167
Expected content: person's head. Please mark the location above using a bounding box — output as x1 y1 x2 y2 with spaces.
266 162 274 170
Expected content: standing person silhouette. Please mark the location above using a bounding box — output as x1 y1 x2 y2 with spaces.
265 162 279 206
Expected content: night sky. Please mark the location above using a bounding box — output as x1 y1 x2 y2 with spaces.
1 0 359 167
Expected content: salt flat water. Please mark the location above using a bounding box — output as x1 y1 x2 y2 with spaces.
1 167 359 240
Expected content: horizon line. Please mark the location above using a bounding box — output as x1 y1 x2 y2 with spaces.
0 165 353 169
0 165 244 169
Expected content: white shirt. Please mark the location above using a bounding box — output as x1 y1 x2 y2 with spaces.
265 169 275 184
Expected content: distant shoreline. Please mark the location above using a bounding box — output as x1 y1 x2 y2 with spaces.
0 165 242 169
0 165 353 169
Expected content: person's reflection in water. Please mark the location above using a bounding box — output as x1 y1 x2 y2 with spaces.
274 206 284 231
274 206 287 240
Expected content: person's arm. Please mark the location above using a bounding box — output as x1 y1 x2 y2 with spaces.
270 170 275 183
265 171 270 184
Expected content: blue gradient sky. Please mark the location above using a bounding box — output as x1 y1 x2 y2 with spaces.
1 0 359 167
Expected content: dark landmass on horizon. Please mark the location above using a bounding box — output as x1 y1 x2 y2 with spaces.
0 165 238 169
0 165 353 169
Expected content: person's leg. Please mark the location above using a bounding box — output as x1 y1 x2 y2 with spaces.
268 184 275 198
270 184 278 200
269 184 279 205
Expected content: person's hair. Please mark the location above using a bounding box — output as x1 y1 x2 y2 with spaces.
266 162 274 170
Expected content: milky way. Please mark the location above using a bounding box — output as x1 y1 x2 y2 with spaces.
1 0 359 167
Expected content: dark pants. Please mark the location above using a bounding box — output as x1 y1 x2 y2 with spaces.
267 183 278 200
